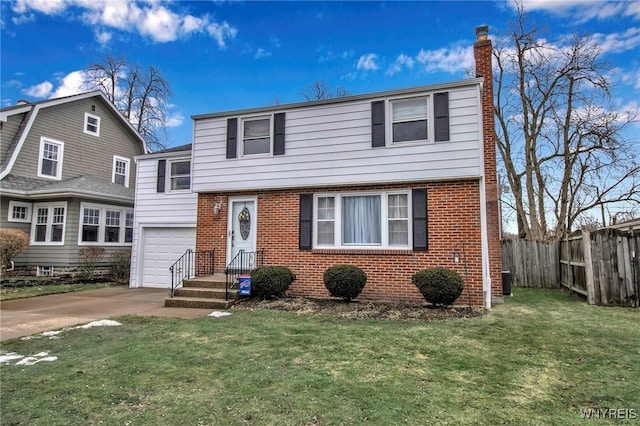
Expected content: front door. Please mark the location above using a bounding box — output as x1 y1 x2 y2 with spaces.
227 197 257 270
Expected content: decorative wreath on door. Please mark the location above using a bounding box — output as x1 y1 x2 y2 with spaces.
238 207 251 240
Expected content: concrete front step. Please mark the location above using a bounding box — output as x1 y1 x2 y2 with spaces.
183 274 227 289
164 296 236 310
173 287 239 300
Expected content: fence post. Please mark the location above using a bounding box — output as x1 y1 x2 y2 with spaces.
582 229 595 305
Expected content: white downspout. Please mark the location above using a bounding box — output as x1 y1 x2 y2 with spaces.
480 177 492 309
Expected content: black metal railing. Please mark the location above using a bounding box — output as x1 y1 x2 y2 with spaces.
169 249 215 297
225 249 265 300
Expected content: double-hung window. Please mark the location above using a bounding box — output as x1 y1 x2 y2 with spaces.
84 113 100 136
390 96 429 143
31 202 67 245
242 116 271 156
38 138 64 179
113 156 130 187
78 203 133 245
169 159 191 191
314 191 411 249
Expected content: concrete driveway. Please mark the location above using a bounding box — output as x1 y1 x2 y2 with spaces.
0 287 214 341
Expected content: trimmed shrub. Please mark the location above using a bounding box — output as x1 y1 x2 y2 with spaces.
0 229 30 274
323 264 367 302
109 250 131 285
412 267 463 307
250 266 296 299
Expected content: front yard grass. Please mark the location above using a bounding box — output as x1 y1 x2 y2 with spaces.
1 288 638 425
0 282 116 301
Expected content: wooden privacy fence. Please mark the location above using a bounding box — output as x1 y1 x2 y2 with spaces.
501 239 560 289
502 227 640 307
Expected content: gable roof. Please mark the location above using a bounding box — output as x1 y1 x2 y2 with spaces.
1 174 135 204
0 91 148 179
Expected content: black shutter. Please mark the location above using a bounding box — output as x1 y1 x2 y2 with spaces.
156 159 166 193
274 112 286 155
299 194 313 250
226 118 238 159
434 92 450 142
371 100 385 147
412 188 428 251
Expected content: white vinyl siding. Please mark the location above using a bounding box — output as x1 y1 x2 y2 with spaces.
313 190 411 249
31 202 67 245
37 137 64 180
113 156 130 187
84 112 101 136
8 201 32 223
192 83 482 192
78 202 133 246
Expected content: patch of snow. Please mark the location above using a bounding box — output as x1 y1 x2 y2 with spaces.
208 311 232 318
15 352 57 366
0 352 24 364
78 320 122 329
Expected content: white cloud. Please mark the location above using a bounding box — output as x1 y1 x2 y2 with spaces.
95 29 112 46
165 112 184 128
416 45 474 74
386 54 415 76
13 0 66 14
593 27 640 54
51 70 90 98
255 48 272 59
23 81 53 98
11 0 237 47
357 53 379 71
513 0 640 23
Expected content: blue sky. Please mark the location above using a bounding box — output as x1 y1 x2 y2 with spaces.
1 0 639 148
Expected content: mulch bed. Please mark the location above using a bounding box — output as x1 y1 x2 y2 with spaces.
232 297 485 321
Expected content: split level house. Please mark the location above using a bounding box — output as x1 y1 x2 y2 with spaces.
0 91 148 276
130 26 502 308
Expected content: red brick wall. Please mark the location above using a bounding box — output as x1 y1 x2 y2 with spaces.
197 180 487 306
475 31 503 298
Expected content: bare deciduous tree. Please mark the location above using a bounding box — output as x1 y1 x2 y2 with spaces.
87 54 173 151
300 80 351 101
495 2 639 239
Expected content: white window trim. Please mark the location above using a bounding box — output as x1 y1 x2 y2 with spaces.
37 266 54 277
78 202 133 246
84 112 101 137
167 157 192 193
386 94 434 146
112 155 131 188
313 190 412 250
37 137 64 180
241 114 273 157
8 200 32 223
30 201 67 246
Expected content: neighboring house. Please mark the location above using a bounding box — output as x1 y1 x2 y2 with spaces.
129 144 197 288
130 26 501 307
0 91 148 276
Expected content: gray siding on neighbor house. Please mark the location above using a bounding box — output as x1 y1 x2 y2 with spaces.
193 82 483 193
7 97 144 187
7 197 133 268
0 113 26 164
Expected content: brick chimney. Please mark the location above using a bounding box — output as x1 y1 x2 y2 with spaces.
473 25 503 301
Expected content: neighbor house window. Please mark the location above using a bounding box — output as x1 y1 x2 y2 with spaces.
112 156 130 187
37 266 54 277
242 116 271 155
314 191 411 249
390 96 429 143
84 112 100 136
169 159 191 191
38 138 64 179
8 201 32 223
78 203 133 245
31 202 67 245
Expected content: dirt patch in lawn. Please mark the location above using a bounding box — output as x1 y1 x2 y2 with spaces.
232 297 485 321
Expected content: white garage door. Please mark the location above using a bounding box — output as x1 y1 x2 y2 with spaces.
141 227 196 288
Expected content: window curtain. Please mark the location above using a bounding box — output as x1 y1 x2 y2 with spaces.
342 195 381 244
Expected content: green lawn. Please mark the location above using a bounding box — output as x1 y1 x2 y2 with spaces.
0 282 117 301
1 289 638 425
